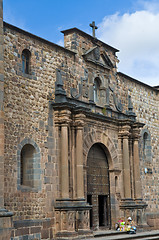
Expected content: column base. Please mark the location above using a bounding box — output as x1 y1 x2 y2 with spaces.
0 209 13 240
55 200 93 239
56 231 78 240
120 199 148 227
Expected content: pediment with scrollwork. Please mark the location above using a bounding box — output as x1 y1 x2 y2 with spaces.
83 46 114 69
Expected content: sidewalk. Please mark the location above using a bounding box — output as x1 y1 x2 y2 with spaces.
85 230 159 239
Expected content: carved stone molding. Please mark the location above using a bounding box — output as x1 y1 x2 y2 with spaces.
54 109 72 126
55 200 92 238
74 113 86 128
132 124 144 140
132 128 140 140
119 125 131 138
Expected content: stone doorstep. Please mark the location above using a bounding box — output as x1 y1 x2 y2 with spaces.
92 230 159 240
142 237 159 240
93 230 127 237
56 231 78 240
56 229 94 240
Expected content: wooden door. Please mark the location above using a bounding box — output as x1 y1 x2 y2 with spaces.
87 144 111 229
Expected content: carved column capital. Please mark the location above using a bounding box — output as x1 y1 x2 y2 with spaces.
54 110 60 125
54 110 72 126
119 125 131 138
132 127 140 141
74 113 86 129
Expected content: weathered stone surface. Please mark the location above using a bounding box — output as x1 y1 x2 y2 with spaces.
0 3 158 240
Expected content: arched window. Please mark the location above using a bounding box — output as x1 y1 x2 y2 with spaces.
17 139 41 191
143 132 148 159
94 78 100 102
22 49 31 74
140 129 152 163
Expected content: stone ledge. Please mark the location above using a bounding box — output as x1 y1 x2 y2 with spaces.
0 208 13 217
13 218 51 228
55 200 91 211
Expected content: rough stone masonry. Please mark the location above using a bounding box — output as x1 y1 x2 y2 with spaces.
0 1 159 240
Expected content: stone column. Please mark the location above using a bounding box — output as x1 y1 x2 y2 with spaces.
118 133 124 199
74 114 85 200
121 126 131 199
133 128 142 199
59 110 71 199
126 135 134 202
71 126 76 199
61 123 69 199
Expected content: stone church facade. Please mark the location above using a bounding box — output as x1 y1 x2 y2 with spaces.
0 1 159 239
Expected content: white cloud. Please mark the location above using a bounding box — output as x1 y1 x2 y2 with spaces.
138 0 159 13
97 1 159 86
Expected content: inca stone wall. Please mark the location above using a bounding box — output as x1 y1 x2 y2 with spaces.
2 16 159 239
3 23 122 238
0 0 4 210
0 1 13 239
3 23 109 239
3 24 76 221
118 73 159 214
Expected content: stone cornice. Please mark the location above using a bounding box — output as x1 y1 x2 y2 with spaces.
52 100 138 128
109 169 121 174
118 72 159 91
0 209 13 217
120 199 148 210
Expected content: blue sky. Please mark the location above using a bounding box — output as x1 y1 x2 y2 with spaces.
3 0 136 42
3 0 159 86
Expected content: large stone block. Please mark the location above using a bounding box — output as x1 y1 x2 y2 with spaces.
0 209 13 240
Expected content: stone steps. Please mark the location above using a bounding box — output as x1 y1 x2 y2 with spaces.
88 230 159 240
142 237 159 240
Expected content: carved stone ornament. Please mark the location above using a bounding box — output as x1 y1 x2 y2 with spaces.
83 47 113 69
71 68 89 99
113 93 123 112
128 95 133 111
71 85 82 99
93 47 100 61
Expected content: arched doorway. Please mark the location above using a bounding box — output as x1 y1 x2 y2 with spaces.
87 143 111 229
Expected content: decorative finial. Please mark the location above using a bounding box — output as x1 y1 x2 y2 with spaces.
55 69 67 103
89 21 98 38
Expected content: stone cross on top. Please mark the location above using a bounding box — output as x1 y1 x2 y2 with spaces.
89 21 98 38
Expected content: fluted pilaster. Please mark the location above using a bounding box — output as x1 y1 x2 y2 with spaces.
74 113 85 199
133 127 142 199
55 110 71 199
120 125 131 199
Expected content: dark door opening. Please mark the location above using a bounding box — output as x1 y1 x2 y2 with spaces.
98 195 108 227
87 195 93 228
